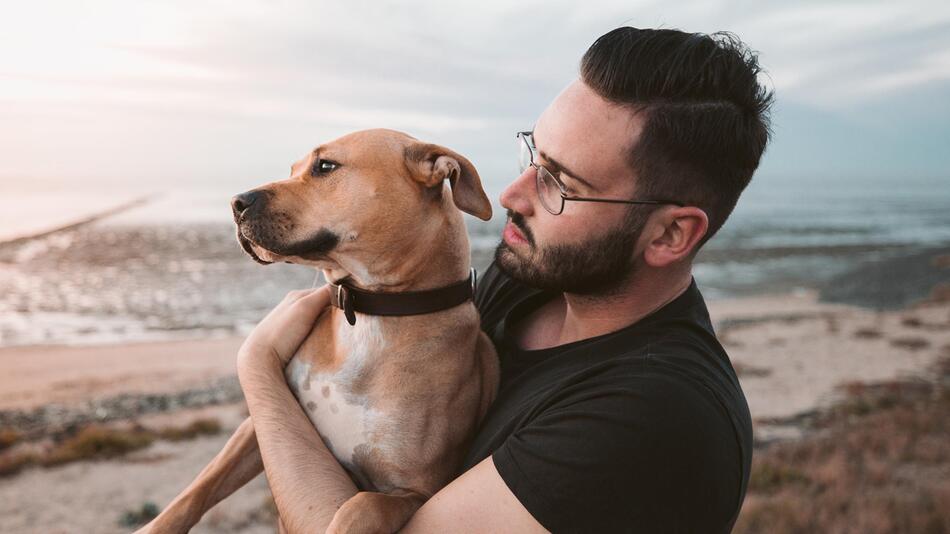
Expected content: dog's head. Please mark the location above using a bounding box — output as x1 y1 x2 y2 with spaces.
231 128 491 280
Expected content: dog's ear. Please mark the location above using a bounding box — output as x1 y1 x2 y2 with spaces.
404 142 493 221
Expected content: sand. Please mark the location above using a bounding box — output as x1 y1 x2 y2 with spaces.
1 291 948 533
707 289 950 441
0 337 243 411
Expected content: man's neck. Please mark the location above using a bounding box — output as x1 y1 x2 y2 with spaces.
516 268 693 351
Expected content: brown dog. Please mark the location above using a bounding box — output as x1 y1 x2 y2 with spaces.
139 129 499 533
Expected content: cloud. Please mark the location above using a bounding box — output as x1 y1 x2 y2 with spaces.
1 0 948 191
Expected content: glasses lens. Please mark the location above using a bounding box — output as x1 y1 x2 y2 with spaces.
535 165 563 215
518 134 533 174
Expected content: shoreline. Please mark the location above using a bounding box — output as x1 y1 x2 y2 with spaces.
1 242 946 352
816 245 950 310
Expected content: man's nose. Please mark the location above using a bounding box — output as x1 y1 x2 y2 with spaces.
231 190 265 218
499 166 537 216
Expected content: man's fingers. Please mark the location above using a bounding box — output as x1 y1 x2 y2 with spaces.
253 287 323 329
263 286 331 362
272 286 322 312
239 285 333 368
288 285 331 316
271 286 331 329
283 288 318 304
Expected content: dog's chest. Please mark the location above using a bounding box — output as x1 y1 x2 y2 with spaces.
282 315 390 476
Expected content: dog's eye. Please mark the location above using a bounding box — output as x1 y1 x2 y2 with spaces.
313 159 340 175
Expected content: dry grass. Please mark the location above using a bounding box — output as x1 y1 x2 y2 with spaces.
734 362 773 378
43 425 155 466
0 428 20 450
920 282 950 305
0 450 39 477
0 417 223 477
155 417 222 441
852 327 884 339
889 336 932 351
734 359 950 534
118 501 160 528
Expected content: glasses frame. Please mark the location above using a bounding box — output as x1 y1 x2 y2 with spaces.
517 131 686 215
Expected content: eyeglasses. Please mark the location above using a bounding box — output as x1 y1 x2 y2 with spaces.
517 131 685 216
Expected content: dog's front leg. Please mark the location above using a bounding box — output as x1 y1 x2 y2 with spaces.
135 415 264 533
326 489 428 534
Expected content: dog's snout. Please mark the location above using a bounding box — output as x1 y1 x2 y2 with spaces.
231 191 264 218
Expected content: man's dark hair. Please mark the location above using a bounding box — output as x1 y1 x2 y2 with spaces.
580 27 774 255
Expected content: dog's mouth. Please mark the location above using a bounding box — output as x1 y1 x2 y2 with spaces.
235 227 275 265
235 224 340 266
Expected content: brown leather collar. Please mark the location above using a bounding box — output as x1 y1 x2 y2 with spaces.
329 268 477 326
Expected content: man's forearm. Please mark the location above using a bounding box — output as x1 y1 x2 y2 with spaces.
237 352 358 533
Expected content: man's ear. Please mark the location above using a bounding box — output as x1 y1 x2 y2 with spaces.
404 142 493 221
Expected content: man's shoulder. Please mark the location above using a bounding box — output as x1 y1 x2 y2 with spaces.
546 333 754 474
559 347 743 423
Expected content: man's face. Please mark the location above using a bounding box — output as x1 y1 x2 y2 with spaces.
496 79 652 294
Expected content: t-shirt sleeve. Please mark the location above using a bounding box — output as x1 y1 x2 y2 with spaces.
490 372 742 534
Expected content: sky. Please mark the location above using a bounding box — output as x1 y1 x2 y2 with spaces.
1 0 949 202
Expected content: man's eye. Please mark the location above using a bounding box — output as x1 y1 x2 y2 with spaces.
313 159 340 175
557 172 575 193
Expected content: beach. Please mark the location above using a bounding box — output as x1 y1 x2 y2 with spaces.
1 261 948 533
0 187 948 532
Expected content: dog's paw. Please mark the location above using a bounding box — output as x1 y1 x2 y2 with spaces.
327 494 383 534
328 491 422 534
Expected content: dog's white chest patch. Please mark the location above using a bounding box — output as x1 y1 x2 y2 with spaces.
288 363 375 466
283 316 386 467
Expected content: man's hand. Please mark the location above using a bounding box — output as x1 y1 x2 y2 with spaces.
237 285 331 370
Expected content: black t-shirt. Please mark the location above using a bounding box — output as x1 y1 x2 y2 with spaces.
461 262 753 534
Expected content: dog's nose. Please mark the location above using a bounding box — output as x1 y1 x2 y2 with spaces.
231 191 263 218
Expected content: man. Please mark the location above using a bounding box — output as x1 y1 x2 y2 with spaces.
237 27 773 533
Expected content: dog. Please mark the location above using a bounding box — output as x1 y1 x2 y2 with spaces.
138 129 499 533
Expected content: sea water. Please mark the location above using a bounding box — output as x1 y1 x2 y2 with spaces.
0 173 947 348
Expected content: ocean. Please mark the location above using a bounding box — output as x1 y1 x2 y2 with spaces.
1 172 948 348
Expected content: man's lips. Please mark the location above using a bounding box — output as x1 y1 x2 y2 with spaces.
503 221 528 245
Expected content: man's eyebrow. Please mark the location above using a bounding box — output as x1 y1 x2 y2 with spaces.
537 149 596 190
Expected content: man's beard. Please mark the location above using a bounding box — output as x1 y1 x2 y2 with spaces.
494 207 650 295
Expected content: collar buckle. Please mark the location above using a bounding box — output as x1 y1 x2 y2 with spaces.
338 284 356 325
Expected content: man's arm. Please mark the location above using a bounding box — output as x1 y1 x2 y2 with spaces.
399 457 549 533
237 350 548 534
237 353 358 533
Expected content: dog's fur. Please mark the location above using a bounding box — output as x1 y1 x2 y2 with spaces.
142 129 498 534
